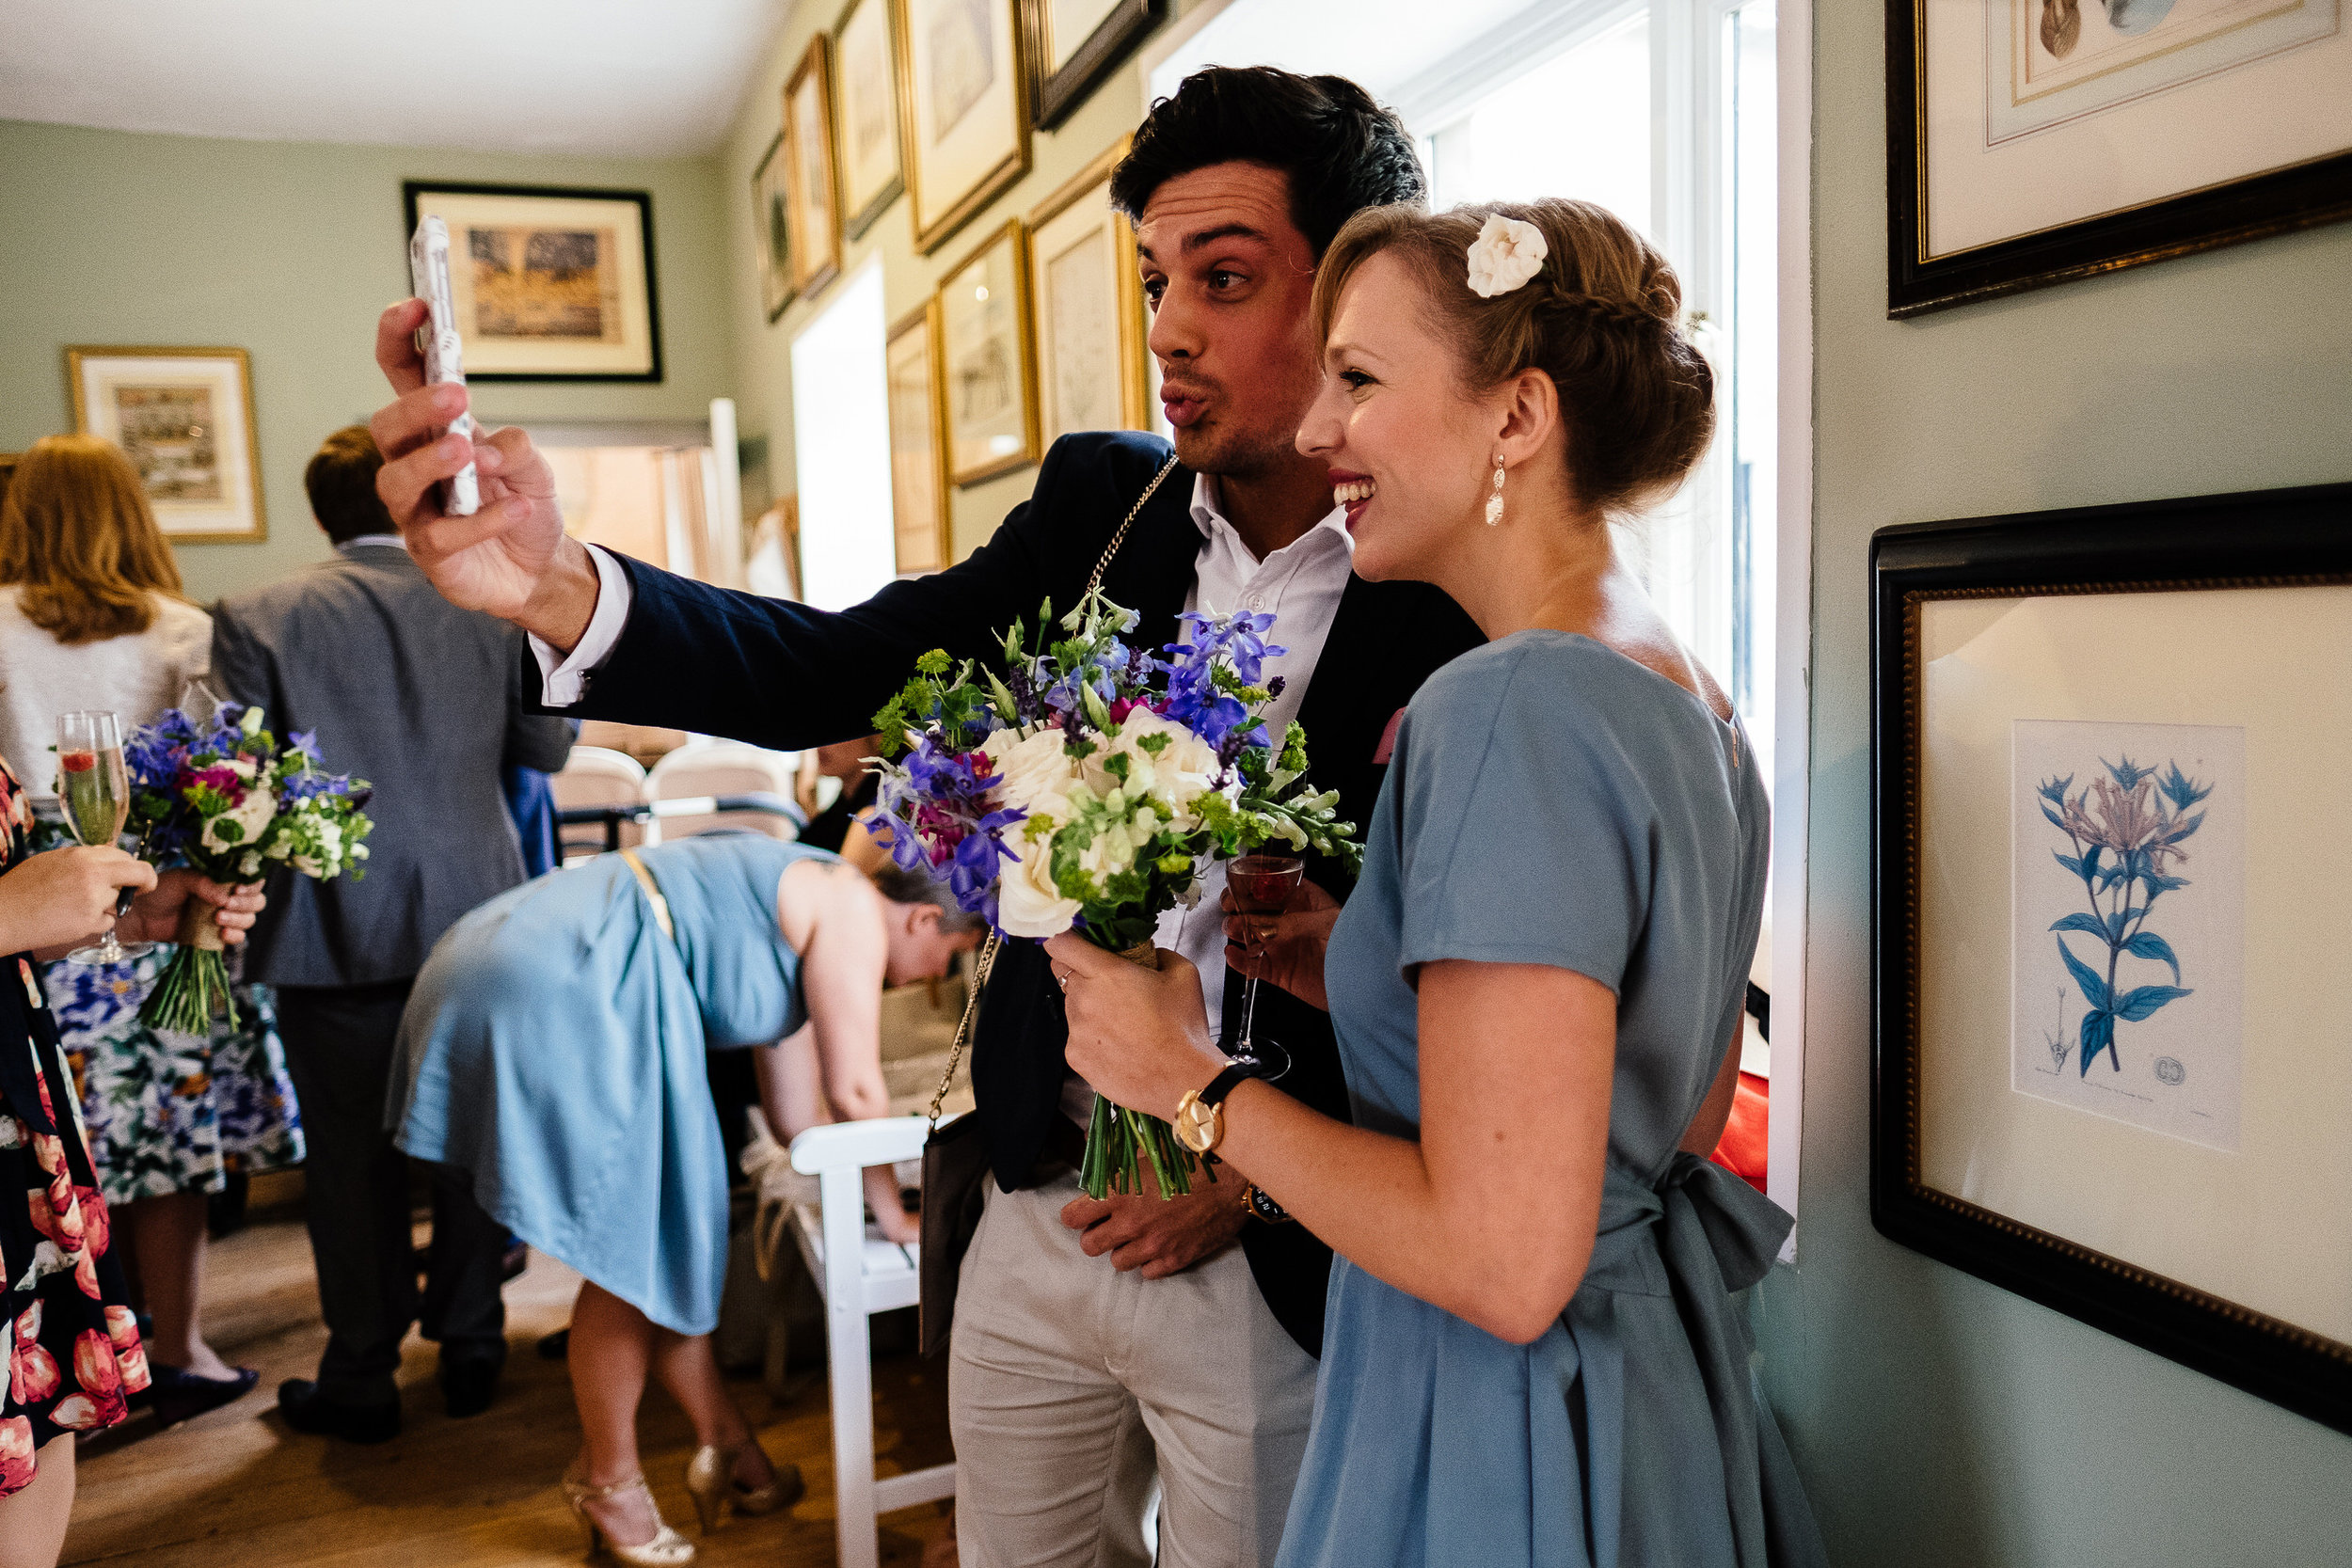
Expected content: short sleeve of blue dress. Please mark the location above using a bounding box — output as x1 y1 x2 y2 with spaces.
1287 634 1823 1568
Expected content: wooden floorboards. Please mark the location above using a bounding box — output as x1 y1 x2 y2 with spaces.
65 1215 955 1567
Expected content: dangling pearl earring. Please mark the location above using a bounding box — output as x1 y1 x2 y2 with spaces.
1485 455 1506 526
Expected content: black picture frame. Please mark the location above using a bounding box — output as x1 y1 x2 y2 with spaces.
1021 0 1164 132
401 180 663 383
1883 0 2352 318
1870 482 2352 1436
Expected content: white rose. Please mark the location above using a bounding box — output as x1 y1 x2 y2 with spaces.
1467 214 1549 298
995 836 1081 939
1096 712 1223 830
200 783 277 855
981 727 1079 824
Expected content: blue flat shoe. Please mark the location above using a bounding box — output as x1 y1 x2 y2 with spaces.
148 1363 260 1427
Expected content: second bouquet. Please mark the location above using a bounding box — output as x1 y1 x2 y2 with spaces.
867 591 1360 1201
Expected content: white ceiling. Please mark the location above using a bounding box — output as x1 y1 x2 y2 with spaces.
0 0 796 158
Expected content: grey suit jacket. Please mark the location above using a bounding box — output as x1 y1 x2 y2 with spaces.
210 544 574 989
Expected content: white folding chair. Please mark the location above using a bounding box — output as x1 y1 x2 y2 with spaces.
548 744 651 861
787 1116 956 1568
645 740 803 840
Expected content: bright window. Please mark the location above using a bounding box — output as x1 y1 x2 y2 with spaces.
790 261 897 611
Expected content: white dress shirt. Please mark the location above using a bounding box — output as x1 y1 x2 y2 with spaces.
530 478 1357 1042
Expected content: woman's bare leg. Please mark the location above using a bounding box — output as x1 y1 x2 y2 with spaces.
649 1331 776 1491
0 1434 73 1568
566 1280 665 1546
122 1192 235 1378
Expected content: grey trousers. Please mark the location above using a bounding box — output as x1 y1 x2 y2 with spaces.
950 1170 1319 1568
275 979 506 1408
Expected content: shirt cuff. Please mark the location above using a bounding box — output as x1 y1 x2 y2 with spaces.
530 544 631 708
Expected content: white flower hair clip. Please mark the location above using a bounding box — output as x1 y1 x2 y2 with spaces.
1466 214 1549 298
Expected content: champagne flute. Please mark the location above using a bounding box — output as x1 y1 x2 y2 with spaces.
56 710 153 967
1226 852 1305 1073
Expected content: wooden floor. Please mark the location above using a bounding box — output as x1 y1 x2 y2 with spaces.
65 1213 955 1567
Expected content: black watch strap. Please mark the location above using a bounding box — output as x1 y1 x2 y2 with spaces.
1199 1059 1263 1108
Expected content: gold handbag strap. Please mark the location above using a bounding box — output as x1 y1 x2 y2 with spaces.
922 452 1177 1130
1087 454 1181 597
617 847 675 942
928 931 999 1128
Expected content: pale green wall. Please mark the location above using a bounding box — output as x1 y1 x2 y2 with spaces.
720 0 1213 562
1760 1 2352 1563
0 120 731 606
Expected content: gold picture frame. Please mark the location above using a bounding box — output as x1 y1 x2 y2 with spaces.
752 132 797 323
892 0 1032 256
1025 135 1151 446
936 219 1040 487
885 302 952 573
785 36 845 300
834 0 906 241
64 345 267 545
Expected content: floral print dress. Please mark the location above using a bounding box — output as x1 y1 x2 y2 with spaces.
0 756 150 1495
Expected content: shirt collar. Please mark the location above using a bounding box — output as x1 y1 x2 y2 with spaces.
1186 472 1351 555
337 533 409 556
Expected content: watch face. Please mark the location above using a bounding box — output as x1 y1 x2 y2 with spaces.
1174 1093 1219 1154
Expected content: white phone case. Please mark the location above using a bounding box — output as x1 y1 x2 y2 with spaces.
407 215 480 516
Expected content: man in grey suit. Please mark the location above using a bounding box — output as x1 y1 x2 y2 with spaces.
212 425 574 1443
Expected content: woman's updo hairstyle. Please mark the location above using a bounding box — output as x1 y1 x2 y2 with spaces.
1311 198 1716 515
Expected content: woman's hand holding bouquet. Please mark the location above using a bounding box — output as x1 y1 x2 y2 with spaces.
124 699 373 1032
866 590 1360 1200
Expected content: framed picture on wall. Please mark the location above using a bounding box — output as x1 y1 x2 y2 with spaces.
752 133 797 323
885 302 951 572
835 0 906 240
65 346 266 544
785 36 845 300
1886 0 2352 316
936 219 1039 486
893 0 1031 255
402 182 661 380
1869 482 2352 1437
1019 0 1164 130
1026 137 1150 446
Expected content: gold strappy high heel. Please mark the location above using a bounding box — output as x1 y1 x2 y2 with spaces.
561 1463 697 1566
684 1444 805 1534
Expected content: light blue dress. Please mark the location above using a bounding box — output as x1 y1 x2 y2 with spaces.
1280 633 1825 1568
391 835 825 1335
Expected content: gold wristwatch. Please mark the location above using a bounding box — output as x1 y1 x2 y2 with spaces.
1172 1061 1264 1156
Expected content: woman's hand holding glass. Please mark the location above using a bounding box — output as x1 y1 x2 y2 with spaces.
1045 937 1230 1125
0 845 155 958
1221 878 1342 1013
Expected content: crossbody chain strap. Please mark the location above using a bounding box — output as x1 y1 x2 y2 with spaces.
923 451 1182 1129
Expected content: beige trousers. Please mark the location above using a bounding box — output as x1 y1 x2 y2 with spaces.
949 1169 1319 1568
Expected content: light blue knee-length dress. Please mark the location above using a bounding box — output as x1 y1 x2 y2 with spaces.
391 835 826 1335
1279 633 1826 1568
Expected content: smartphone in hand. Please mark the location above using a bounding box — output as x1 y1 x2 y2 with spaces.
407 215 481 516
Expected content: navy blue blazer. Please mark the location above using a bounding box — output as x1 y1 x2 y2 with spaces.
552 431 1483 1356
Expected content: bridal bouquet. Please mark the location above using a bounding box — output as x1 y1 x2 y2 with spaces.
124 699 373 1032
867 590 1359 1199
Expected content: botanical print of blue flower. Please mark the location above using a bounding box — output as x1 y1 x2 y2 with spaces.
2036 755 2212 1076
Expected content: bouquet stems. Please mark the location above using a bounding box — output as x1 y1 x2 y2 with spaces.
139 901 237 1035
1076 942 1199 1201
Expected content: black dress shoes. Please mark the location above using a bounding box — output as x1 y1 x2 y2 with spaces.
277 1379 401 1444
148 1364 261 1428
439 1354 503 1418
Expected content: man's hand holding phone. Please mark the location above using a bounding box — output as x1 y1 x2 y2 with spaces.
368 299 603 652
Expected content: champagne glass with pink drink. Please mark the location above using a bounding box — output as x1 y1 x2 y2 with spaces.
1226 852 1304 1071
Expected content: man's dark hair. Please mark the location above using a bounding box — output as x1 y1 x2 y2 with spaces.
1109 67 1424 260
305 424 398 545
